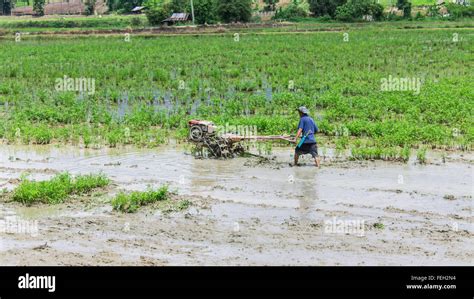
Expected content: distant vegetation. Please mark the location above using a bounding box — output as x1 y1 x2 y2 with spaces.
1 0 472 25
142 0 473 24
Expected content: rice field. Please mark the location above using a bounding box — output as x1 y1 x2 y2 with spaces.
0 24 472 158
0 17 473 270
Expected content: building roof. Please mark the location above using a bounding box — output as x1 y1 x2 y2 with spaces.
163 13 190 22
131 6 144 12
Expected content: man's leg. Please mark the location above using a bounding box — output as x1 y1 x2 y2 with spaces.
314 156 320 168
294 152 300 166
311 144 320 168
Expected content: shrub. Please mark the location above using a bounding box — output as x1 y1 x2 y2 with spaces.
315 14 332 22
263 0 279 11
309 0 347 18
217 0 252 23
130 16 143 27
193 0 219 24
446 3 474 18
426 4 440 17
274 0 309 20
144 0 172 25
335 3 353 21
335 0 384 22
85 0 97 16
169 0 189 12
414 11 425 20
146 5 171 26
33 0 45 16
386 12 403 21
396 0 411 18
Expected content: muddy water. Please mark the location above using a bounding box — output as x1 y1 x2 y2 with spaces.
0 144 473 265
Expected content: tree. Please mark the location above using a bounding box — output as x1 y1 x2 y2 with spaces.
396 0 411 18
145 0 171 25
263 0 279 11
192 0 219 24
274 0 309 20
146 7 170 25
143 0 167 9
1 0 12 15
169 0 219 24
335 0 384 21
85 0 97 15
170 0 187 12
217 0 252 23
446 3 474 18
309 0 347 17
33 0 45 16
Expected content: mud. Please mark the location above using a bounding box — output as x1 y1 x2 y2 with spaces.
0 145 472 265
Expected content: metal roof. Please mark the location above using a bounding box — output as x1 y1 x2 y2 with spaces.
163 13 190 22
131 6 144 12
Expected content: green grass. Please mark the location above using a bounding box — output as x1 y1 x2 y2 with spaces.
350 146 411 162
12 172 110 205
416 147 427 164
373 222 385 229
112 186 170 213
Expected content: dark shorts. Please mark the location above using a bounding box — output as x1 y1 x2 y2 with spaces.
295 143 318 158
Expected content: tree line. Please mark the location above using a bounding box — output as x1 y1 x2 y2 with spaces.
1 0 472 21
136 0 389 25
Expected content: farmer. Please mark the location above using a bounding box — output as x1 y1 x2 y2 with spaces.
293 106 320 168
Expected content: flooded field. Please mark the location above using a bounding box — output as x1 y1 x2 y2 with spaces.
0 144 472 265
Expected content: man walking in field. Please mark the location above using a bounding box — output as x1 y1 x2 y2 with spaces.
293 106 320 168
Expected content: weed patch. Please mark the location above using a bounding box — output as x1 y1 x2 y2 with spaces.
112 186 169 213
12 173 109 205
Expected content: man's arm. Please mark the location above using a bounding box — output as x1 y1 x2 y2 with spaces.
296 128 303 139
294 119 304 143
295 118 304 143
